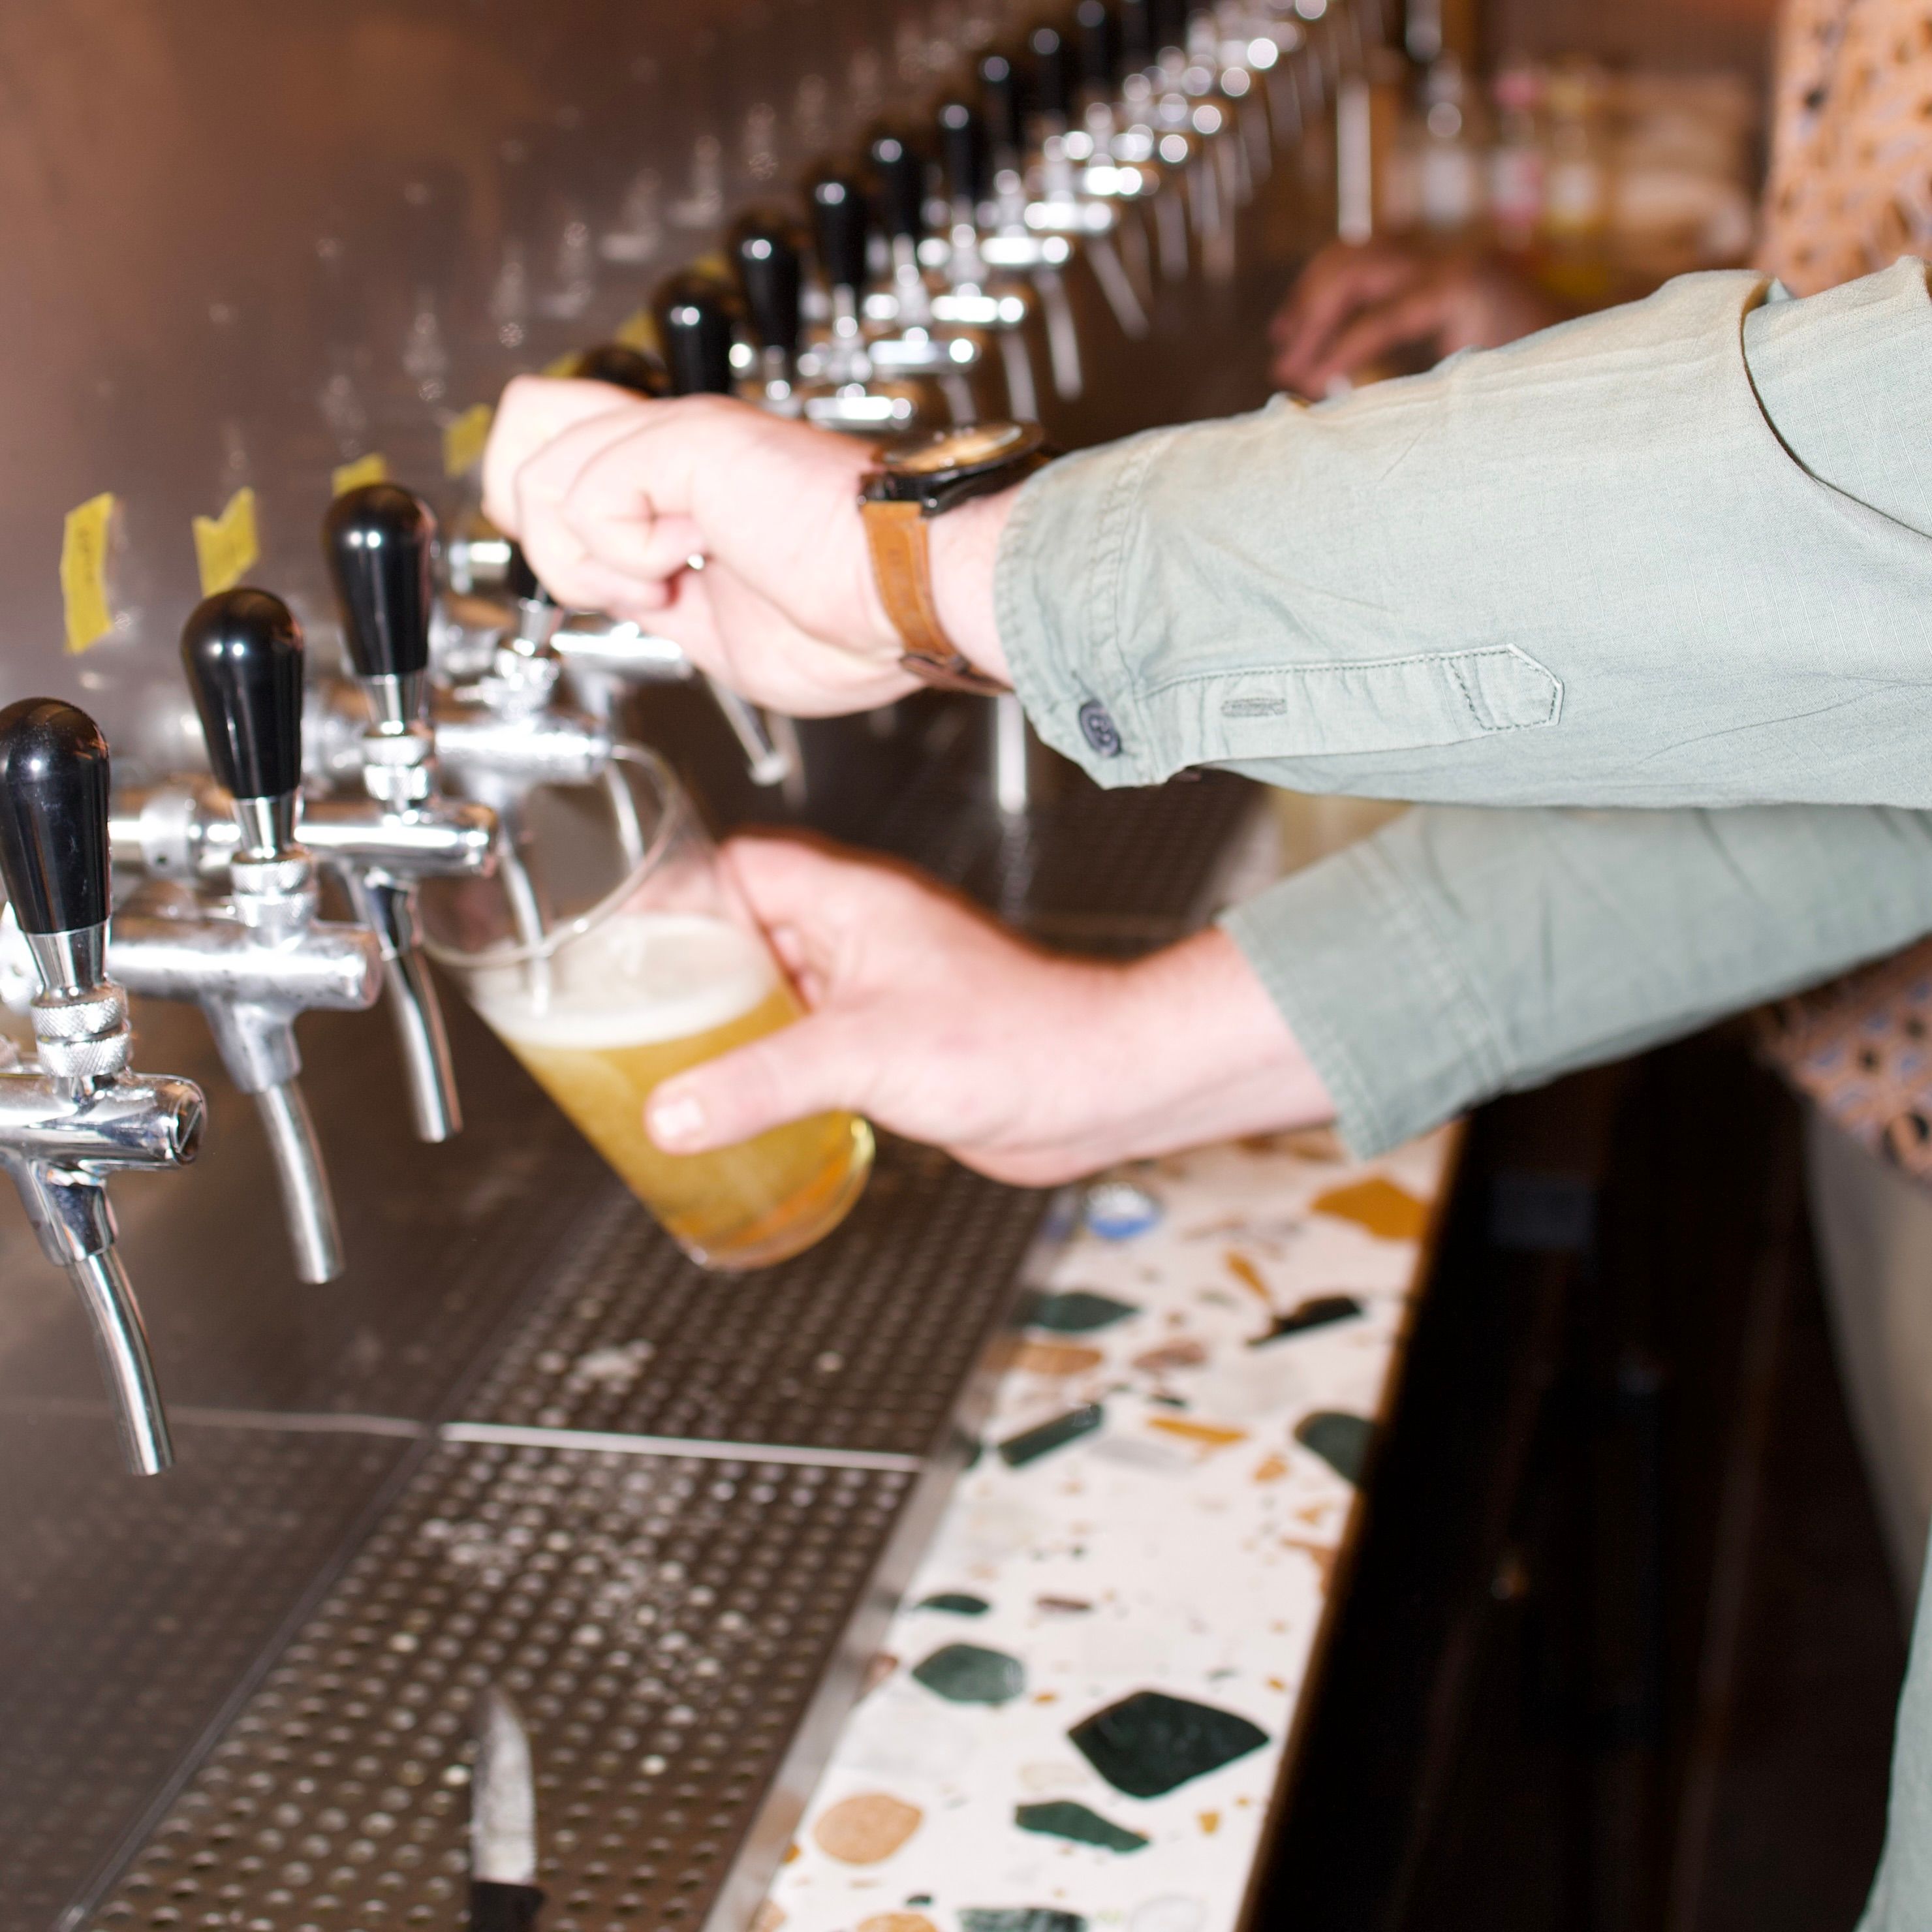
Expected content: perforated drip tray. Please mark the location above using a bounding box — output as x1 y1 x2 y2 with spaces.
91 1440 924 1932
459 1141 1044 1456
77 766 1254 1931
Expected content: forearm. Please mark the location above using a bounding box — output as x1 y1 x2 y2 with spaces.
1082 927 1335 1159
992 258 1932 809
1225 802 1932 1156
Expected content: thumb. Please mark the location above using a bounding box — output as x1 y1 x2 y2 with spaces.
646 1010 865 1153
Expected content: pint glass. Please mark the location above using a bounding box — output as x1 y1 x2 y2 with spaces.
422 748 871 1270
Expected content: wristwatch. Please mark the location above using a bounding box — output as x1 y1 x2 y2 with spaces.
860 421 1050 693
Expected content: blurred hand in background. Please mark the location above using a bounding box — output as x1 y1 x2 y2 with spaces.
1269 238 1571 397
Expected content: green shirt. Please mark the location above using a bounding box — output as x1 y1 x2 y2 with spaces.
996 255 1932 1929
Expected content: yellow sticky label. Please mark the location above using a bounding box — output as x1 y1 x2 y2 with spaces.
331 452 390 497
59 493 117 655
191 486 260 598
442 403 495 479
615 307 661 355
540 351 582 381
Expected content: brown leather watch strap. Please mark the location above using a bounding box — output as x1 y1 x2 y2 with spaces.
862 498 1011 694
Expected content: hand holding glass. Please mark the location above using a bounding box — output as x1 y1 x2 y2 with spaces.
424 750 871 1269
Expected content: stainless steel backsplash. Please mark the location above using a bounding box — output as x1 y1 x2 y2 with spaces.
0 0 1012 774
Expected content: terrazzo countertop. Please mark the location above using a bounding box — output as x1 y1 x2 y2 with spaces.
762 1120 1461 1932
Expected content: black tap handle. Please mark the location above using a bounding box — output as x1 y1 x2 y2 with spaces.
504 542 548 605
811 172 871 296
938 99 991 207
0 698 111 936
1150 0 1187 56
180 588 305 803
322 482 437 681
869 132 927 242
655 273 738 396
1118 0 1153 70
1030 25 1073 121
576 341 670 396
731 213 803 357
1077 0 1121 89
979 52 1026 159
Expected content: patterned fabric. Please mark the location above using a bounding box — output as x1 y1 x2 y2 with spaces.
1764 938 1932 1179
1759 0 1932 294
1753 0 1932 1174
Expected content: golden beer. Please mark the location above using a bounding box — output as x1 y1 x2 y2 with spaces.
474 909 872 1269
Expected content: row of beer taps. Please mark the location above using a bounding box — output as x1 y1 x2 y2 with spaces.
0 0 1373 1479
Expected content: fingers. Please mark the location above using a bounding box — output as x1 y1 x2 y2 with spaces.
647 1009 865 1151
482 378 642 531
1302 280 1462 392
1270 242 1429 394
504 404 662 604
542 418 725 585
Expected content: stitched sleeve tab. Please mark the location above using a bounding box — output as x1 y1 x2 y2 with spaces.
1157 643 1562 764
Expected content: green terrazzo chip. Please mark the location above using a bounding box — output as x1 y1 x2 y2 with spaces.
1014 1800 1149 1853
912 1642 1027 1705
997 1403 1104 1467
1025 1289 1140 1333
1068 1689 1269 1798
961 1912 1087 1932
917 1591 992 1615
1295 1409 1376 1484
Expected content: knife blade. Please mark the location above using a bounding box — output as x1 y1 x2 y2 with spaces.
470 1687 544 1931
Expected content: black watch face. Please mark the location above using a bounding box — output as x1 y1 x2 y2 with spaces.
884 421 1042 481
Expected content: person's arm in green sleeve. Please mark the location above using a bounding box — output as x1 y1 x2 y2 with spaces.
1001 258 1932 809
1226 801 1932 1157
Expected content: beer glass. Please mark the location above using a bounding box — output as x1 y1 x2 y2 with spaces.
421 748 872 1270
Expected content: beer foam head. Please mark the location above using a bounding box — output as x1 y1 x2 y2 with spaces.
475 912 777 1050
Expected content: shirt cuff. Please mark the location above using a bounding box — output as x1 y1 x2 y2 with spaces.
1220 839 1506 1158
995 426 1188 788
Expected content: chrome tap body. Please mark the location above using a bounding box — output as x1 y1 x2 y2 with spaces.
107 589 383 1283
323 482 499 1144
0 698 204 1476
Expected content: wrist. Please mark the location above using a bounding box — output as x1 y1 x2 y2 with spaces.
926 487 1016 687
1104 929 1333 1152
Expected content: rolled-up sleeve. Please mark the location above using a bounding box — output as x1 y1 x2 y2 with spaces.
998 259 1932 809
1222 802 1932 1155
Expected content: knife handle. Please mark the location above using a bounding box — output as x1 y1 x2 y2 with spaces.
470 1880 545 1931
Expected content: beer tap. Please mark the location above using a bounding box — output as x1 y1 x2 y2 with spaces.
933 99 1044 420
790 172 927 433
0 699 204 1475
318 483 497 1142
107 591 382 1284
861 132 985 423
732 213 806 413
969 52 1089 399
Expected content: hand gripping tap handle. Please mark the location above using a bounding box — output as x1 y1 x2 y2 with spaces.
0 698 203 1475
811 172 872 302
503 340 668 627
177 589 359 1283
645 280 794 789
732 214 803 364
323 484 467 1142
